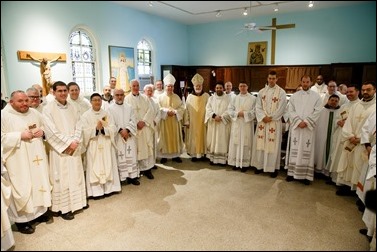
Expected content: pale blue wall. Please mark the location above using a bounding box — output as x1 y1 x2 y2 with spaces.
1 1 375 95
188 2 376 65
1 1 188 94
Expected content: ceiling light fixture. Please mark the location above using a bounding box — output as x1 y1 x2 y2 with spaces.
243 8 248 16
308 1 314 8
148 1 153 7
215 10 222 17
274 4 279 12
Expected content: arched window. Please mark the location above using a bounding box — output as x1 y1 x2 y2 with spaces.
137 39 152 76
69 29 97 95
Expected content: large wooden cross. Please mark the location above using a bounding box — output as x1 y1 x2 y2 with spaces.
264 18 295 65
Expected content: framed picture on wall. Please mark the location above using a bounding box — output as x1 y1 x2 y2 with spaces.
247 41 267 65
108 46 135 94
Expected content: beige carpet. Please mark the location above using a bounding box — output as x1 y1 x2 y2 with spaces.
10 154 370 251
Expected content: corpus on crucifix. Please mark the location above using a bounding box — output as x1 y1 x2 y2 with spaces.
26 54 61 96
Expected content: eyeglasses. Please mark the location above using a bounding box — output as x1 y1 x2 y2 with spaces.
28 96 40 99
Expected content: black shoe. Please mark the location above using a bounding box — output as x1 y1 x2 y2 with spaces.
359 228 372 242
61 212 74 220
286 176 294 182
160 158 167 164
83 204 90 209
191 157 198 162
241 167 249 173
35 212 51 223
16 222 35 234
172 157 182 163
302 179 310 185
127 178 140 185
270 171 278 178
325 180 336 185
232 167 238 171
336 187 354 196
144 170 154 180
254 169 262 174
209 161 214 166
152 165 158 170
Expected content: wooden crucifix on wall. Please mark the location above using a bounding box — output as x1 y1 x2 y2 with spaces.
262 18 295 65
18 50 66 96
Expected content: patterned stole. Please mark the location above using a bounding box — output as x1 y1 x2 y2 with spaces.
256 86 280 153
325 111 334 163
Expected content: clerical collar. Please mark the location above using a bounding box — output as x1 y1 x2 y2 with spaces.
133 93 139 97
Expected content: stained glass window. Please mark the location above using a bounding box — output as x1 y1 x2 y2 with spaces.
137 39 152 76
69 30 97 95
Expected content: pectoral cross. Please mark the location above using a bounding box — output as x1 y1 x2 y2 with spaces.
263 18 296 65
33 155 43 166
127 145 132 154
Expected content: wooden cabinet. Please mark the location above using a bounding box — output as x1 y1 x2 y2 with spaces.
161 62 376 95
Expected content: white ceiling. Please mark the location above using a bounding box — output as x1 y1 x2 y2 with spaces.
112 1 367 25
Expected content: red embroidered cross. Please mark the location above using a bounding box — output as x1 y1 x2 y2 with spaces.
262 95 266 100
269 138 275 142
258 124 264 130
272 97 279 103
269 128 275 133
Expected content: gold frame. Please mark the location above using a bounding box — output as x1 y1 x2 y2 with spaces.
247 41 267 65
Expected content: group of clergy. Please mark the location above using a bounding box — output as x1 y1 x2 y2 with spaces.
1 71 376 251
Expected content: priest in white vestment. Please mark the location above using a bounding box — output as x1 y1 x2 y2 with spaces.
43 82 87 220
251 71 287 177
326 85 360 183
1 153 15 250
107 89 139 185
26 87 44 113
81 93 121 197
357 111 376 242
1 91 52 233
227 82 256 171
144 84 161 169
125 80 155 180
157 74 185 163
67 82 91 115
153 80 165 99
335 82 376 192
313 94 341 177
320 81 348 107
184 73 210 161
205 82 231 165
285 75 323 185
310 75 327 96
